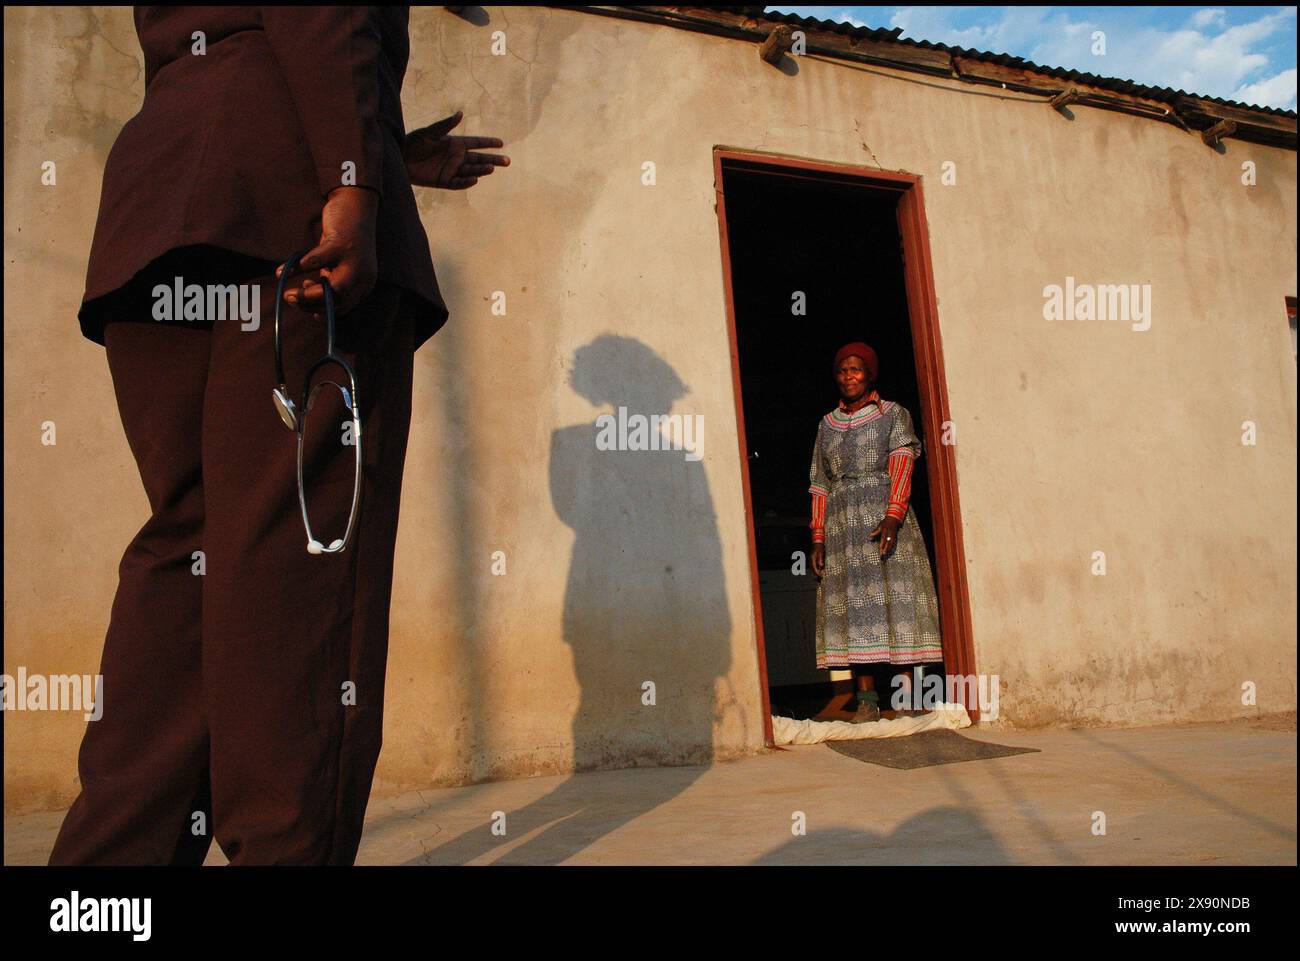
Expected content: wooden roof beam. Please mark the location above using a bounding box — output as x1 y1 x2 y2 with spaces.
1049 88 1080 114
759 25 793 65
1201 119 1237 148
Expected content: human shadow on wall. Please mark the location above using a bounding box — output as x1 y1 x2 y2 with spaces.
406 334 734 864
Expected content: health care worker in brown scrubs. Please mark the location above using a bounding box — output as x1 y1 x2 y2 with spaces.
48 6 508 866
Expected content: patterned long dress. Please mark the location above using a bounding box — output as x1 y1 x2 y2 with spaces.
809 395 943 667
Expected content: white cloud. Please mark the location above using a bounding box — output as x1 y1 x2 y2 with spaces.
771 4 1295 107
1191 9 1227 29
889 5 1024 50
889 6 1110 61
886 5 1296 107
1233 67 1297 110
1106 8 1296 101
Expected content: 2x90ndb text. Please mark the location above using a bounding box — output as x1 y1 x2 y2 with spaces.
1119 898 1251 911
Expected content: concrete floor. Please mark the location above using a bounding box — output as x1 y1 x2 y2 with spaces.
6 715 1295 865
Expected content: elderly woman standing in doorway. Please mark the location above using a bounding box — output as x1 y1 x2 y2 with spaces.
809 342 943 721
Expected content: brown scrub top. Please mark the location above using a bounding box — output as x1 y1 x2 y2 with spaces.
77 5 450 351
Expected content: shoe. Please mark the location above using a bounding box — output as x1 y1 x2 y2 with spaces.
850 699 881 723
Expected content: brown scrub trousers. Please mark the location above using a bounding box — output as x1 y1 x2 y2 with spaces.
48 271 415 866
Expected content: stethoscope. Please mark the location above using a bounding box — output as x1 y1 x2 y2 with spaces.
272 249 362 555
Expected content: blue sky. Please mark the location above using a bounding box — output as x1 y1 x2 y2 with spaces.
765 6 1298 109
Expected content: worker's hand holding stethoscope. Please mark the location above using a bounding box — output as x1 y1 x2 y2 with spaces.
271 186 378 556
276 185 379 316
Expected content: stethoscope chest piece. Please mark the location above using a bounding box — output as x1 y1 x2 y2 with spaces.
272 387 298 431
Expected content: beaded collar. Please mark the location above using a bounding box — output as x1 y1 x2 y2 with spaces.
825 390 892 431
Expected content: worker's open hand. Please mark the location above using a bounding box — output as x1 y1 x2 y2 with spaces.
404 110 510 189
812 543 825 578
869 516 902 557
278 186 379 317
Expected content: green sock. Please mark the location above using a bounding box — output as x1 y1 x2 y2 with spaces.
859 691 879 706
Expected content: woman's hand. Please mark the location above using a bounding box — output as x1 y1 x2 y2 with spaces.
869 516 902 557
278 186 379 316
812 543 825 578
404 110 510 189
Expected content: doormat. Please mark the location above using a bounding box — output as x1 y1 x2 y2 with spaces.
825 729 1039 769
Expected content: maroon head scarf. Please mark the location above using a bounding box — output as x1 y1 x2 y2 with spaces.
832 342 878 381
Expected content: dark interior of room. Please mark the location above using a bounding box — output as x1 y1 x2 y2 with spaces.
720 158 944 719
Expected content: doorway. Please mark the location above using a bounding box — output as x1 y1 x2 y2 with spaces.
712 149 977 745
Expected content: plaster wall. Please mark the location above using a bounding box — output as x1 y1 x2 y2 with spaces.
4 6 1296 814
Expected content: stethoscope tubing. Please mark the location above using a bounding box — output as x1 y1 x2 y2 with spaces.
273 249 363 555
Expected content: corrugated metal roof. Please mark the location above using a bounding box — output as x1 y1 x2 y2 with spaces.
753 7 1297 119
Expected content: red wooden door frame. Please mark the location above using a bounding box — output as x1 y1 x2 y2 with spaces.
712 148 979 747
